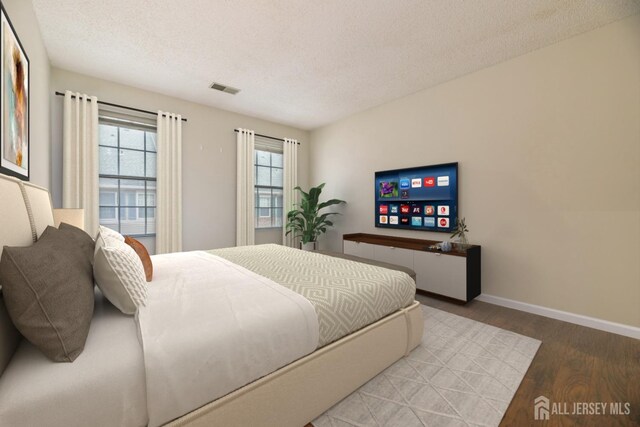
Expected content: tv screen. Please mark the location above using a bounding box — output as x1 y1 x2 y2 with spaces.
375 162 458 233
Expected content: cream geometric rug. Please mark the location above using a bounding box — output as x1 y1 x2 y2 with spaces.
313 305 541 427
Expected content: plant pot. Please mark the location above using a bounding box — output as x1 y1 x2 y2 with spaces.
301 241 317 251
454 235 470 252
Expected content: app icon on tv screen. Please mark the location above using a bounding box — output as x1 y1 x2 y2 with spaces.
379 181 398 198
401 190 409 199
379 215 388 224
400 205 410 214
390 205 399 214
424 217 435 227
389 216 398 224
438 217 449 228
411 217 422 226
379 205 388 214
425 205 435 216
400 217 410 224
438 205 449 216
412 206 421 214
437 176 449 186
411 178 421 188
400 179 410 189
424 177 435 187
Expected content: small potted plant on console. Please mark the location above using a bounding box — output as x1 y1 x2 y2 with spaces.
451 217 470 252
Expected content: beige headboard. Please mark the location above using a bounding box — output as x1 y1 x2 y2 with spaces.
0 174 54 376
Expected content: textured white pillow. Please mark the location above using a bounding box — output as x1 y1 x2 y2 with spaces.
94 235 147 315
95 225 125 244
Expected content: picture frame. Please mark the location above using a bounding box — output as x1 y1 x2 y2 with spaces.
0 2 29 181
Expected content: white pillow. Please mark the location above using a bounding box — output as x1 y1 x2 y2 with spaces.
94 234 147 315
95 225 125 243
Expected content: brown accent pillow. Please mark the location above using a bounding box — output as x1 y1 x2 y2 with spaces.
125 236 153 282
0 226 94 362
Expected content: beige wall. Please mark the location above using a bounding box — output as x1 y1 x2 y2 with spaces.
2 0 50 189
310 15 640 327
51 68 309 252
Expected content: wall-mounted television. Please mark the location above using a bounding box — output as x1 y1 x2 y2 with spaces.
375 162 458 233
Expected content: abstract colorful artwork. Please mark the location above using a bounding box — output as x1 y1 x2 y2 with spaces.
1 4 29 181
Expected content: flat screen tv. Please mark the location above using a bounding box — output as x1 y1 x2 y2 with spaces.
375 162 458 233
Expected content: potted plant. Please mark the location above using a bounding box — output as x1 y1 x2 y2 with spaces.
451 217 470 251
286 183 346 251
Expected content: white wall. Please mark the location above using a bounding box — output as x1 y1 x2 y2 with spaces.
2 0 50 189
310 15 640 327
51 68 309 251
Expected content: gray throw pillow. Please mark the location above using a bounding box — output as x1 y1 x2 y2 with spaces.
58 222 96 267
0 226 95 362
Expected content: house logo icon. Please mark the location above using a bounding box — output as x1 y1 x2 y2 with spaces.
534 395 550 420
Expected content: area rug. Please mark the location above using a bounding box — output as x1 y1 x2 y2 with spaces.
312 305 541 427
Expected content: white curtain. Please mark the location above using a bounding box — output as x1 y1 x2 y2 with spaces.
282 138 299 247
63 91 99 234
236 128 255 246
156 111 183 254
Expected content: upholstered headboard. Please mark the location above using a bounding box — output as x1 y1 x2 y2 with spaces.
0 174 54 376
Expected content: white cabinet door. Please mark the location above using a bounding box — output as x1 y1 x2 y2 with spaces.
373 245 414 270
413 251 467 300
343 240 375 259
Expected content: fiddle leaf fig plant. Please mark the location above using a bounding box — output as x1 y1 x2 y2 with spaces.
285 183 346 245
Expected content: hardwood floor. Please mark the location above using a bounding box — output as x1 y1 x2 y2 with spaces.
308 295 639 426
415 294 640 426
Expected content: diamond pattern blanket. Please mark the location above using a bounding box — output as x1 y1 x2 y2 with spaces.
210 244 416 347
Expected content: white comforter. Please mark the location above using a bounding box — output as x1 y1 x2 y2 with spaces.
136 251 319 427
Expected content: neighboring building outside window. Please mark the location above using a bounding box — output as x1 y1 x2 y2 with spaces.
254 149 283 228
98 119 157 236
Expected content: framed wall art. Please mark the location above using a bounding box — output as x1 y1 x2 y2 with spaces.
0 3 29 181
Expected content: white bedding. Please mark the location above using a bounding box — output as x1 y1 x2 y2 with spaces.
0 291 148 427
137 251 319 427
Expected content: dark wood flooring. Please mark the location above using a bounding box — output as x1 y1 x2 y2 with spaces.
309 295 640 427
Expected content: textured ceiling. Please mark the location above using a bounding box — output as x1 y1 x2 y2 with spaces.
33 0 640 130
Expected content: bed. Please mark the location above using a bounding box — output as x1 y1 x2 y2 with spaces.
0 173 423 427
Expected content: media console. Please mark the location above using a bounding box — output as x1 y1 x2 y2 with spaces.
343 233 481 303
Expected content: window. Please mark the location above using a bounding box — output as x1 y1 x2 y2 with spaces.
98 119 157 236
254 149 283 228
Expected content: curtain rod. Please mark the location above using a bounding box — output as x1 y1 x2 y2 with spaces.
234 128 300 145
54 91 187 122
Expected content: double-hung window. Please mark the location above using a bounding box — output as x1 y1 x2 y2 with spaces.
98 117 157 236
254 139 283 228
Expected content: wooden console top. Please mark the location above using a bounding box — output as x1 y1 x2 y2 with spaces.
343 233 479 257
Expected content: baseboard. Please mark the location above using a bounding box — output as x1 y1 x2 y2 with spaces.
476 294 640 340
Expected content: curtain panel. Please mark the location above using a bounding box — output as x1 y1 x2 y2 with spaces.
282 138 299 247
236 128 255 246
156 111 183 254
62 90 99 234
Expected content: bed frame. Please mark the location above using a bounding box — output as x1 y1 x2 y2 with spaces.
0 173 424 427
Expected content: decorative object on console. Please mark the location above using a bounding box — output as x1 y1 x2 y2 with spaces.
450 216 470 251
125 236 153 282
286 183 345 251
0 4 30 181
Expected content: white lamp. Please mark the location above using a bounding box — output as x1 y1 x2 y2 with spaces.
53 208 85 230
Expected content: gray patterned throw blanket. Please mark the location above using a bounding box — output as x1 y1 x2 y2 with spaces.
210 244 415 347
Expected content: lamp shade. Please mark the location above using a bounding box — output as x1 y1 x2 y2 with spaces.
53 208 85 230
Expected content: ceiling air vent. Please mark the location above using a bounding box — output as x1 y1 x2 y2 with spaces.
209 82 240 95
